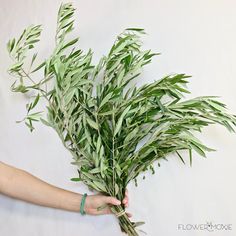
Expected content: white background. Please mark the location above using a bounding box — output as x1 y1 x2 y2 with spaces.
1 1 236 236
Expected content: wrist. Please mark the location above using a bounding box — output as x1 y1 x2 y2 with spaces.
62 192 82 212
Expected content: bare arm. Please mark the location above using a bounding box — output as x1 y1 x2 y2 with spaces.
0 161 130 215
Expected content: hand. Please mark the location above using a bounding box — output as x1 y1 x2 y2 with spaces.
84 190 132 217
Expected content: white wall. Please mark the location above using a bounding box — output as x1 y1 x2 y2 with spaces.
1 1 236 236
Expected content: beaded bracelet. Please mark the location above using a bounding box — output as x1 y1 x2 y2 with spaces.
80 193 87 215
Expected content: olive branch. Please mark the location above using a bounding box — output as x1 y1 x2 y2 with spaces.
7 3 236 235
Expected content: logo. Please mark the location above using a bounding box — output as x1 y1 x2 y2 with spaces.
178 222 232 232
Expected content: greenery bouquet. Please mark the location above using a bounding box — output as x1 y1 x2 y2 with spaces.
7 3 236 235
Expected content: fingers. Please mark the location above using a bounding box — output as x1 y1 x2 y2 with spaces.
122 198 128 208
126 212 132 218
105 196 121 206
101 195 132 217
102 207 112 215
122 189 129 208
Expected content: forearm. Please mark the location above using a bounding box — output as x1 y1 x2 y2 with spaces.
0 162 82 212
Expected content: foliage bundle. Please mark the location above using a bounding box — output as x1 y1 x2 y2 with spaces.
7 3 236 235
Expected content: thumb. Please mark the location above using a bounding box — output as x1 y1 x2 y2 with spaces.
105 196 121 206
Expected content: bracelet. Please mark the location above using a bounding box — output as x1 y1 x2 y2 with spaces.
80 193 87 215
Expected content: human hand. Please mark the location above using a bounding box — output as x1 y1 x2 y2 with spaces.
84 190 132 217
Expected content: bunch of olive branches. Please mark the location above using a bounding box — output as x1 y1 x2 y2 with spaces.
7 3 236 235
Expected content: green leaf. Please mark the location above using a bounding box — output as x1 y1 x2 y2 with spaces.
64 88 76 105
176 151 185 164
207 99 226 111
30 53 38 67
93 181 107 192
190 143 206 157
59 38 79 52
7 38 15 53
115 183 119 195
99 92 113 108
117 69 125 86
70 178 82 182
31 61 46 73
89 168 101 174
87 117 99 130
9 61 23 72
125 28 145 32
12 84 28 93
31 94 40 110
189 149 192 166
40 118 52 127
114 105 131 136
